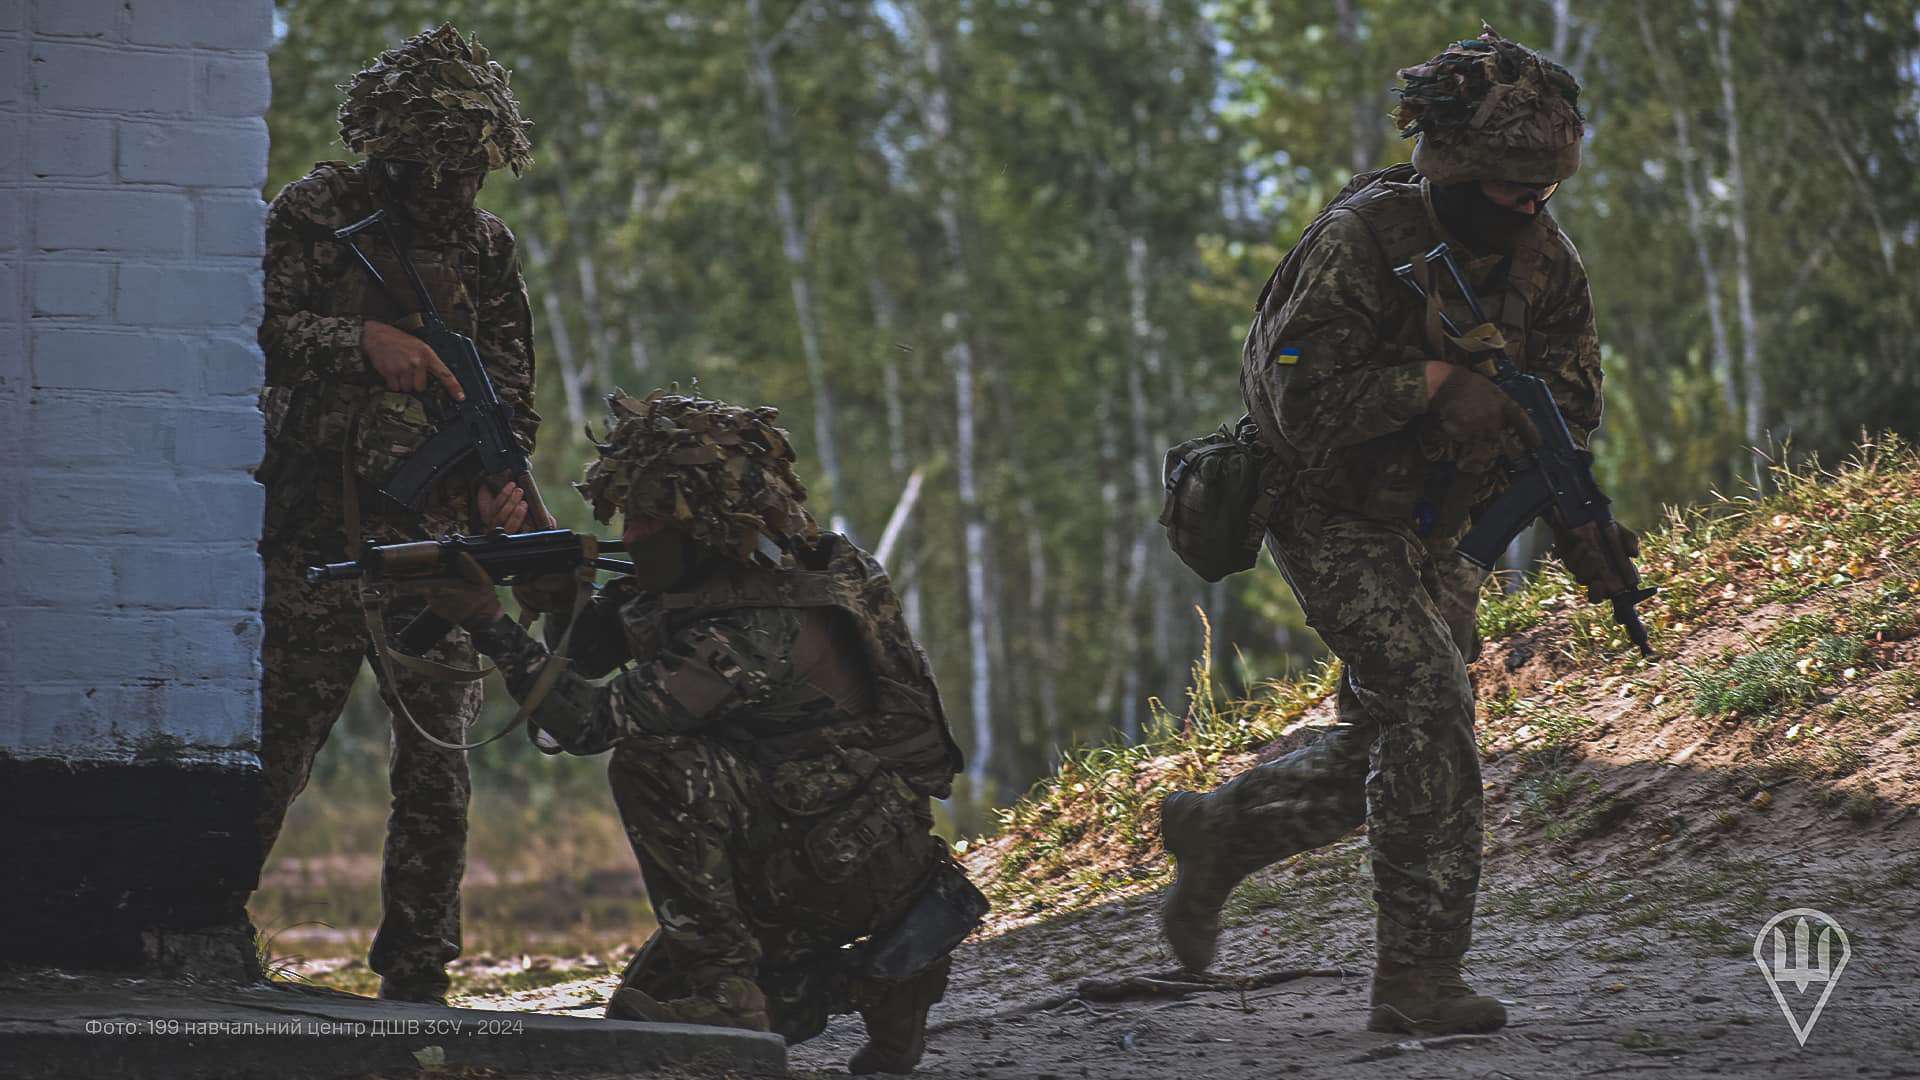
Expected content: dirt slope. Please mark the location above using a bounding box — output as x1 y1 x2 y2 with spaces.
463 442 1920 1078
790 442 1920 1078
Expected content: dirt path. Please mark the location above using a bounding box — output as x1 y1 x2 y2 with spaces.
462 832 1919 1079
777 850 1919 1079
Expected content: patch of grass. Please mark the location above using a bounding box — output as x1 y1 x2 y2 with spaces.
1683 631 1867 720
979 615 1342 919
1472 436 1920 669
1513 754 1592 834
1842 788 1880 823
975 436 1920 927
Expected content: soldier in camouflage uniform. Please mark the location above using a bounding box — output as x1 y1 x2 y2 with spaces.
1160 27 1630 1036
253 25 546 1003
427 390 976 1075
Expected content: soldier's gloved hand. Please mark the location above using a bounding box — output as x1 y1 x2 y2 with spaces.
1551 517 1642 601
420 581 504 630
1427 366 1541 472
513 572 580 615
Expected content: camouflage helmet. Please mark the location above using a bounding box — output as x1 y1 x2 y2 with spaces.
578 389 821 567
338 24 534 183
1394 24 1583 185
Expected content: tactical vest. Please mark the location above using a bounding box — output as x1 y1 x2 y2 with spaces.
1241 164 1566 526
261 162 497 545
624 535 966 800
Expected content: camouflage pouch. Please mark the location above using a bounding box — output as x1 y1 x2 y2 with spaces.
768 748 881 817
272 381 434 485
1158 415 1276 583
256 442 318 544
801 769 914 885
351 389 439 488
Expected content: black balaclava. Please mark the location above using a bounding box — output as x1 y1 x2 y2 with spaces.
373 158 485 232
621 526 704 594
1431 180 1543 255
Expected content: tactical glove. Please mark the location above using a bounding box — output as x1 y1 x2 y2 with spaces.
1428 367 1541 473
512 572 580 615
420 580 502 629
1551 517 1642 601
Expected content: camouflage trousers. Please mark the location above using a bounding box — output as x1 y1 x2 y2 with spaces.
1196 503 1487 965
607 735 944 1042
256 539 483 992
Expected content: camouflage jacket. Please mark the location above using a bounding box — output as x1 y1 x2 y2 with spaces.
1241 166 1601 527
257 160 539 551
473 534 964 800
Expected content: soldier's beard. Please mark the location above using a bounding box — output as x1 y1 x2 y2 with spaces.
1432 181 1540 254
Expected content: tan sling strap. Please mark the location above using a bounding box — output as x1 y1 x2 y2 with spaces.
336 406 593 752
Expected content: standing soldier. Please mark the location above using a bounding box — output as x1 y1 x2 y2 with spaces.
253 25 547 1003
423 390 983 1075
1159 27 1628 1035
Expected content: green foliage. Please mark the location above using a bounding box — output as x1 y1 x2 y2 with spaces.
267 2 1920 821
1683 630 1867 721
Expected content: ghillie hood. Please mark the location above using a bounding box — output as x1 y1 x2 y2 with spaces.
1394 24 1584 185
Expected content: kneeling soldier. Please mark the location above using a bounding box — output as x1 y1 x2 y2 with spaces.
428 390 981 1074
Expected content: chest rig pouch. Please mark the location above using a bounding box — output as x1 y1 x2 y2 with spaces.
1157 415 1276 582
268 212 487 522
334 220 485 511
1242 165 1557 532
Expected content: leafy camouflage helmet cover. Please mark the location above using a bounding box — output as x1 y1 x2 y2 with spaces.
1394 24 1583 185
578 389 821 566
338 23 534 182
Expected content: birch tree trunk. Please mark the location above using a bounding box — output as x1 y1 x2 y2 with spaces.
870 274 924 634
746 0 850 534
1333 0 1372 175
910 4 995 800
1636 4 1736 425
522 232 588 432
1711 0 1766 482
575 251 612 392
1111 230 1160 742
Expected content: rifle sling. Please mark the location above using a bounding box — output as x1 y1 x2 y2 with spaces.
343 405 525 753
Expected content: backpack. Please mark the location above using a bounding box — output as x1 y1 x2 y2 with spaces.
1157 415 1275 582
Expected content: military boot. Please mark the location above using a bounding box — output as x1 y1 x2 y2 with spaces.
1367 961 1507 1035
847 954 950 1075
606 975 772 1032
377 975 450 1006
1159 791 1246 973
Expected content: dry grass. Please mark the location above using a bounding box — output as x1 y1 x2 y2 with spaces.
969 434 1920 925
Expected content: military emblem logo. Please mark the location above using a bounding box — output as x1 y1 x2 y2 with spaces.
1753 908 1850 1046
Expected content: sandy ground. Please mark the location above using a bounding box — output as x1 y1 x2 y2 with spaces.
780 836 1919 1079
460 821 1919 1080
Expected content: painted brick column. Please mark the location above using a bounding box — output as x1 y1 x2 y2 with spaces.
0 0 273 977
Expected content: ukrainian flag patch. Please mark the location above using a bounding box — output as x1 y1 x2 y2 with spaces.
1276 346 1301 365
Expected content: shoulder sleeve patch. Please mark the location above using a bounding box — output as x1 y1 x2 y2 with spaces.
1276 346 1302 365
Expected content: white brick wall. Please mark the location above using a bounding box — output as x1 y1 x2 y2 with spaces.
1 0 270 764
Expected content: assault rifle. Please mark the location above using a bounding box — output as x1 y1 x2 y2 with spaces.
335 210 551 522
307 528 631 655
1394 242 1657 657
305 528 631 587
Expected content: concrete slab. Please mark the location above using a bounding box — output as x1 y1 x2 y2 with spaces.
0 975 787 1079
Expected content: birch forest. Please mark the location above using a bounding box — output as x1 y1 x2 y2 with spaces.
265 0 1920 823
